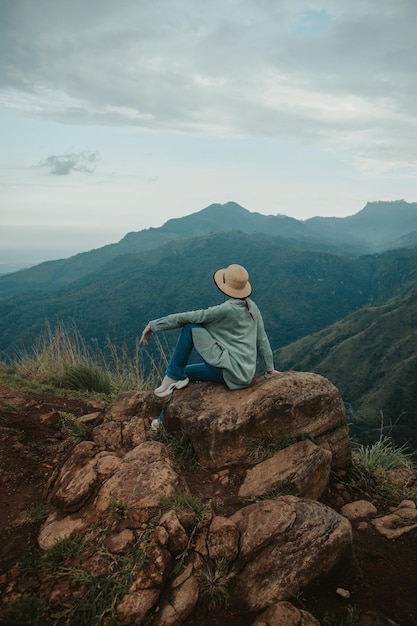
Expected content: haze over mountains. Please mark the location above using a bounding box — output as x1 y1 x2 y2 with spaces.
1 199 417 448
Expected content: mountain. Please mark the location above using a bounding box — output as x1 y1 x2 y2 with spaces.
305 199 417 251
1 199 417 299
2 230 417 360
274 291 417 451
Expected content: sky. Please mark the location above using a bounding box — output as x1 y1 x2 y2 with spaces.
1 0 417 270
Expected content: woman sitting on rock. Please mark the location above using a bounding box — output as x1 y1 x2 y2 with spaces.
140 263 279 398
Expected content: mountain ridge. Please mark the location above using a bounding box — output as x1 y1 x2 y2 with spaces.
1 199 417 299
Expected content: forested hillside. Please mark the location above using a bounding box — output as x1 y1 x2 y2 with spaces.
275 292 417 450
1 232 417 361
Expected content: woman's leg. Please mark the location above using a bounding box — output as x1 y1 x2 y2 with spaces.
166 323 225 384
165 323 197 380
185 362 225 384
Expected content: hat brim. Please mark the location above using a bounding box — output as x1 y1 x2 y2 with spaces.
213 268 252 299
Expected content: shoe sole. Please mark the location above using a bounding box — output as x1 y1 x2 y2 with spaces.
154 377 189 398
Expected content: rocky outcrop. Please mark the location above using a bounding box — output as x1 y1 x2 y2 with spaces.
39 440 189 549
167 373 351 469
34 372 357 624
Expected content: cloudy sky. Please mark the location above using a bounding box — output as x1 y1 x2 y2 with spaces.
1 0 416 269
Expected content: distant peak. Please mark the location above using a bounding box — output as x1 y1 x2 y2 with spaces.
201 201 249 214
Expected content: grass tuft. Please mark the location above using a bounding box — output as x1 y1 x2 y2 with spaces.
150 426 198 468
58 411 93 443
322 605 360 626
0 593 49 626
159 490 205 521
43 532 87 572
198 557 236 611
244 431 314 464
17 502 49 526
351 435 416 501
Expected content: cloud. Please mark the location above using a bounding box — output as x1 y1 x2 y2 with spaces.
39 151 100 175
0 0 416 164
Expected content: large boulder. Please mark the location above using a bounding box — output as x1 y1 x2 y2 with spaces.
238 439 332 500
230 496 352 611
165 372 351 469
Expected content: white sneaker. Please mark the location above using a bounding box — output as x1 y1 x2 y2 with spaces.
151 418 161 431
154 376 189 398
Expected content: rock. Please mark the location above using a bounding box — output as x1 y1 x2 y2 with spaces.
371 502 417 539
358 611 402 626
106 390 159 424
230 496 352 611
153 565 199 625
93 421 122 450
77 411 103 425
252 600 320 625
40 411 60 425
131 538 172 589
386 468 417 490
159 510 189 556
238 439 332 500
206 516 239 561
341 500 378 522
397 499 416 509
32 377 355 622
94 442 189 514
38 511 87 550
116 587 160 626
121 417 147 448
48 440 100 512
39 441 189 547
104 529 134 553
165 372 351 469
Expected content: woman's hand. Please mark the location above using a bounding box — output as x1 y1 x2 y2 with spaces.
140 324 153 345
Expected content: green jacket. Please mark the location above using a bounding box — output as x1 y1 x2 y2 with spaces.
148 298 274 389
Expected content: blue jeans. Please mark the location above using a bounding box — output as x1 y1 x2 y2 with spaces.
166 324 225 385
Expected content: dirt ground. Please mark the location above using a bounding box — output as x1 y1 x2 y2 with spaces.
0 384 417 625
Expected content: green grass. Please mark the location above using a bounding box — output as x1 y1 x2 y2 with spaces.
110 498 128 517
0 594 50 626
5 526 151 626
244 431 314 464
42 533 88 572
198 557 236 611
351 435 416 501
159 490 206 520
9 320 167 395
149 426 198 468
58 411 93 443
322 606 360 626
17 502 49 526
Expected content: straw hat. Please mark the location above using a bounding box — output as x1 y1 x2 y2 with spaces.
213 264 252 299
